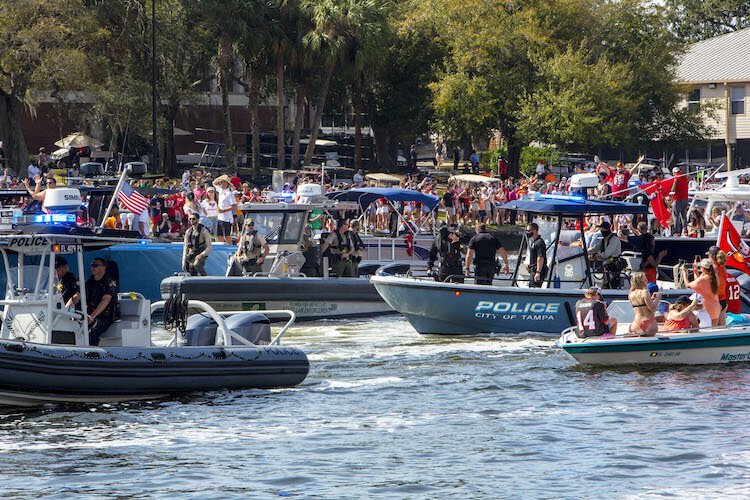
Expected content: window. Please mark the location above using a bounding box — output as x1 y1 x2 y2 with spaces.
731 86 745 115
687 88 701 111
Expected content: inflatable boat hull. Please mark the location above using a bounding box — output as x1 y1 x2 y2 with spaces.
0 340 309 406
161 276 394 320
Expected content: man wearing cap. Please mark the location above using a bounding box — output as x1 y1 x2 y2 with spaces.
598 161 639 201
55 257 80 311
589 220 623 289
183 213 213 276
668 165 689 235
429 225 464 283
575 287 617 338
85 258 118 346
213 174 237 244
321 219 356 277
235 219 269 276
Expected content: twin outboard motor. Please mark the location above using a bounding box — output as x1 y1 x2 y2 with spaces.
182 313 271 346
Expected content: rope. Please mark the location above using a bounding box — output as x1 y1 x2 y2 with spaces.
163 292 189 333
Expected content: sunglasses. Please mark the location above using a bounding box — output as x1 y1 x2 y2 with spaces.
89 263 104 268
189 217 199 221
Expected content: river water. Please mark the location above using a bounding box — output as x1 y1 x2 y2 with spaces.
1 315 749 498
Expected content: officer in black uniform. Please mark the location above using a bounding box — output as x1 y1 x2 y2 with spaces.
85 258 118 346
526 222 548 287
428 226 464 283
55 256 80 311
465 224 509 285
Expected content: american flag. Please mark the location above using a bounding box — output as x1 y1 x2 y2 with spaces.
117 182 150 214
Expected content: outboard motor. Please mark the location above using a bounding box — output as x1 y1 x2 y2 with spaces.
80 162 104 177
124 161 148 177
183 313 271 346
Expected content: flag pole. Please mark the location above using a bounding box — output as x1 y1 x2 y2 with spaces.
96 165 131 230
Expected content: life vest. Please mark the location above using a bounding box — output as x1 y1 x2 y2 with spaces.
240 232 263 259
186 224 208 258
329 230 352 255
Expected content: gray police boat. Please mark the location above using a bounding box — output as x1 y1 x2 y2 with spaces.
0 189 308 406
372 181 708 335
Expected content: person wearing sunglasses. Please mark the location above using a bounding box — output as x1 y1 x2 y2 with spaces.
182 214 212 276
85 258 118 346
235 220 269 276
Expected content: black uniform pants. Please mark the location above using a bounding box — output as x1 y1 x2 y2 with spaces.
475 262 496 286
89 317 113 346
437 265 464 283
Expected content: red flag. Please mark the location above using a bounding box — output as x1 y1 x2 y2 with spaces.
718 215 750 277
639 174 685 196
651 191 671 230
404 234 414 256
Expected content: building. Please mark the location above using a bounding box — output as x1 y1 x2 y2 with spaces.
676 27 750 170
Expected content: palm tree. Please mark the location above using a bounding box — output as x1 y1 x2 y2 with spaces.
302 0 388 167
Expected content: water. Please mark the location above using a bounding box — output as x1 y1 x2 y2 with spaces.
2 316 750 498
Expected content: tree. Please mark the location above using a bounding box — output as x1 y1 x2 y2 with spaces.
666 0 750 42
0 0 101 174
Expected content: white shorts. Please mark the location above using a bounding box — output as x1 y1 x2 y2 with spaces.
447 207 456 216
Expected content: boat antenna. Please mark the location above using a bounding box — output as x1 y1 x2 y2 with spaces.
118 110 132 174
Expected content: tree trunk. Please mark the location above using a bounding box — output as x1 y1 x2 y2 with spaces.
353 74 363 171
0 92 29 177
303 64 335 166
372 123 392 171
217 35 237 171
290 85 306 169
276 57 286 170
507 142 522 178
246 69 261 181
163 100 179 177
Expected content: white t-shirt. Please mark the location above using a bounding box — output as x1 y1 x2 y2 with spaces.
536 163 545 176
217 187 235 223
201 199 219 218
137 208 151 237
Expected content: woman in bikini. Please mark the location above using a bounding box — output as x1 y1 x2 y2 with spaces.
682 258 721 326
628 272 661 336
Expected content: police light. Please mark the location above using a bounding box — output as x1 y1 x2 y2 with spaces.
139 240 149 245
33 214 76 224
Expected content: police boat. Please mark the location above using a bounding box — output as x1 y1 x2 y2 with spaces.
0 188 308 407
371 174 710 335
557 300 750 366
160 190 435 320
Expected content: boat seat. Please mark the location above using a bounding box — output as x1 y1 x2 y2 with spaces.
98 297 150 347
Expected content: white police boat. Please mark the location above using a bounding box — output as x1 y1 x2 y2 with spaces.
371 175 706 335
0 189 308 406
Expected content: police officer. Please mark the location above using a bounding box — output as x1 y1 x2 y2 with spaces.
183 214 213 276
321 219 356 277
85 258 118 346
527 222 548 288
465 224 509 285
55 256 80 311
348 220 366 278
236 219 270 276
428 226 464 283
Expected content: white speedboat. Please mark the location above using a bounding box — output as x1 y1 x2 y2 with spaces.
557 325 750 366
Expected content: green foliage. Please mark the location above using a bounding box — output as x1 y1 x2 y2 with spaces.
520 146 561 177
666 0 750 42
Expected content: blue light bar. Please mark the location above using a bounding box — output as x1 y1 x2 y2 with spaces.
33 214 76 224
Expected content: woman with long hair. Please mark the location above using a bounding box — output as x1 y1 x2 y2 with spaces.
682 258 721 326
200 186 219 236
628 272 661 336
687 210 706 238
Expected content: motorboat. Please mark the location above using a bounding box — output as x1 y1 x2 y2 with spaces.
0 189 308 406
161 187 441 320
557 301 750 366
371 174 714 335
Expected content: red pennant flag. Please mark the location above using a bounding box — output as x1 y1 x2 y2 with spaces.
639 174 686 196
718 215 750 277
404 234 414 256
651 191 672 230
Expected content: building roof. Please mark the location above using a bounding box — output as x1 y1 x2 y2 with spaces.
676 28 750 84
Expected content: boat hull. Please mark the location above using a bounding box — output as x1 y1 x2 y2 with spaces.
558 328 750 365
0 340 309 406
161 276 394 320
371 276 687 335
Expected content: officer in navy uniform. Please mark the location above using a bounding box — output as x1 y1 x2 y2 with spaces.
465 223 509 285
85 258 118 346
428 225 464 283
55 256 80 311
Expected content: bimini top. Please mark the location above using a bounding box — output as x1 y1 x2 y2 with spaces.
502 195 649 215
326 188 440 211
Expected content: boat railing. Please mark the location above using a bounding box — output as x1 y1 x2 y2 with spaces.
216 310 296 346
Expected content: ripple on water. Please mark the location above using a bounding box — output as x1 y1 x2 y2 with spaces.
1 316 749 497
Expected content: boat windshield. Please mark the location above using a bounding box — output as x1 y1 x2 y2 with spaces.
244 210 308 245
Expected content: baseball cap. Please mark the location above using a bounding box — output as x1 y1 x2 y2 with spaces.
706 245 720 256
675 295 691 306
647 282 659 294
672 166 681 173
